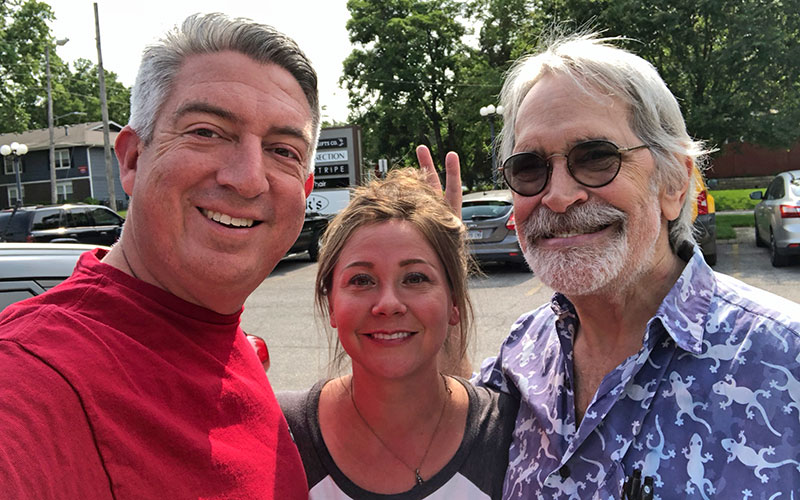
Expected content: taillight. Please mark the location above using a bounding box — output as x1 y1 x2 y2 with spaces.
506 212 516 231
780 205 800 218
26 234 34 242
696 190 709 216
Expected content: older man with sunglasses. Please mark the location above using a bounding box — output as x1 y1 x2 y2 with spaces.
470 33 800 498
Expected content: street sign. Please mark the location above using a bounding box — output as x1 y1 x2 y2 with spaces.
315 163 349 176
317 137 347 149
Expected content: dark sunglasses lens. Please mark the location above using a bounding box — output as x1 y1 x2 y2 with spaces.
568 141 621 186
503 153 548 195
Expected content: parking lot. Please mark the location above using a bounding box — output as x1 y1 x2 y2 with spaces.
243 227 800 392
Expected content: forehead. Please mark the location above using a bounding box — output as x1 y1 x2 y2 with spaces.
513 73 636 151
160 50 313 136
338 220 440 263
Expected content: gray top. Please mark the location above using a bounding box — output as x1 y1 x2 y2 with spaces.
279 377 518 499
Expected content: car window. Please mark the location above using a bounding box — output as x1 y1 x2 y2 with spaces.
89 207 122 225
31 209 63 230
766 177 785 200
66 208 92 228
462 201 512 220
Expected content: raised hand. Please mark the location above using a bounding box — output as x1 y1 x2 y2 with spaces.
415 145 462 215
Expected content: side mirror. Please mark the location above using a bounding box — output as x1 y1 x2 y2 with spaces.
749 191 763 200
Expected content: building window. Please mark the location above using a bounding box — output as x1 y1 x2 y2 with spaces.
4 156 22 176
8 185 24 206
56 181 73 203
55 149 71 169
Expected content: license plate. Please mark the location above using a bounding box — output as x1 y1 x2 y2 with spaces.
468 230 483 240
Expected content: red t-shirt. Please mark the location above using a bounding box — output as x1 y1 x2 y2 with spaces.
0 249 307 499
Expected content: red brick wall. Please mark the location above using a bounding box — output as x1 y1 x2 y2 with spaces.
708 141 800 178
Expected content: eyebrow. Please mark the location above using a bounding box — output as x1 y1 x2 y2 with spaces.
174 101 238 123
173 101 311 149
342 258 429 270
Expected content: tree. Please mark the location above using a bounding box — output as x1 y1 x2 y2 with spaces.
0 0 54 132
0 0 131 133
524 0 800 150
342 0 473 177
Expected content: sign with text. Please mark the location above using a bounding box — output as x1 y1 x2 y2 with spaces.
307 188 352 215
318 137 347 149
315 150 348 163
313 177 349 189
313 126 361 195
315 163 349 176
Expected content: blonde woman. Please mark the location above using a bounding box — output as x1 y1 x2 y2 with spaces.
279 168 517 499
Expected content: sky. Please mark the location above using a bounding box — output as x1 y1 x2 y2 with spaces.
44 0 354 122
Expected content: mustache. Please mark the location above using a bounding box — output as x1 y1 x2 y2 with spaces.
519 200 627 242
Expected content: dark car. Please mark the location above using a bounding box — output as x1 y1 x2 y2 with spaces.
0 242 106 311
750 169 800 267
285 212 331 262
462 190 525 267
0 204 124 246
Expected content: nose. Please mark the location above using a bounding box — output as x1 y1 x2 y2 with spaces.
539 156 588 213
371 285 407 316
216 136 269 199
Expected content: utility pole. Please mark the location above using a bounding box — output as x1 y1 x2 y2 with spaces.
94 2 116 210
47 38 69 204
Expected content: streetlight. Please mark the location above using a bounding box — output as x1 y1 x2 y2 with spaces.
55 111 87 126
47 37 70 204
1 142 29 208
480 104 504 187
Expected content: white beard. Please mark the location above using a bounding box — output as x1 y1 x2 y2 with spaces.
519 197 661 297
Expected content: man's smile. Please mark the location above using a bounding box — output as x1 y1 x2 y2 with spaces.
199 208 261 228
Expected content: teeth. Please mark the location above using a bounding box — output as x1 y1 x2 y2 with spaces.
371 332 412 340
201 209 254 228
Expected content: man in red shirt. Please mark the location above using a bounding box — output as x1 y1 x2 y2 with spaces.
0 13 317 499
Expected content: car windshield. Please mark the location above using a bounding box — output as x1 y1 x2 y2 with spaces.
462 201 511 220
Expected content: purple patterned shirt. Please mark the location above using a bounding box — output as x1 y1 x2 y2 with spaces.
478 246 800 499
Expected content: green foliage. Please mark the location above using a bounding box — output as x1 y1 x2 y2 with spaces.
716 212 754 240
710 189 761 211
0 1 130 133
521 0 800 150
342 0 800 180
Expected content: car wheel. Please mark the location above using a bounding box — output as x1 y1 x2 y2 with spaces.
754 218 766 247
770 230 790 267
307 229 322 262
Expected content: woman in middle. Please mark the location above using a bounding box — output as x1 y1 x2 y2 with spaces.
279 168 517 499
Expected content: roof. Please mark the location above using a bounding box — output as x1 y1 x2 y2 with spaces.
463 189 514 203
0 121 124 151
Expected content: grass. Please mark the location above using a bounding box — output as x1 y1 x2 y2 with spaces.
117 210 127 218
709 188 761 211
716 212 754 240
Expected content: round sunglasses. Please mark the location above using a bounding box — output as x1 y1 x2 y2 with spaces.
500 140 649 196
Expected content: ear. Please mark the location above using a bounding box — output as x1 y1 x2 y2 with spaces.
115 126 143 196
304 173 314 198
660 156 692 222
448 304 460 326
328 301 337 328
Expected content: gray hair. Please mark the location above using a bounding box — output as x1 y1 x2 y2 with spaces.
129 13 321 172
498 32 711 249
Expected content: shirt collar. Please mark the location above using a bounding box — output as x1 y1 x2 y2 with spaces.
548 243 715 354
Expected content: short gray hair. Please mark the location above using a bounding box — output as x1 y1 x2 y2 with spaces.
498 32 711 249
129 13 321 172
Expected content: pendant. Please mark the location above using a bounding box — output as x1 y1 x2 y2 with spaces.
415 469 424 485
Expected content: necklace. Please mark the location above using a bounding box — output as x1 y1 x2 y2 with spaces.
120 245 140 280
349 373 452 486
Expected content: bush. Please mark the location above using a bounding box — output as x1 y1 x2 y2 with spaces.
710 189 760 211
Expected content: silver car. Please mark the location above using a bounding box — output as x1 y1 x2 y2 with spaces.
462 190 525 268
751 170 800 267
0 242 106 311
